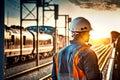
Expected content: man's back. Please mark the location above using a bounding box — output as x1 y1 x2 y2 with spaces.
52 42 102 80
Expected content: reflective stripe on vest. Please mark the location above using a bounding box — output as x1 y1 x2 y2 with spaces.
54 53 59 74
72 45 88 78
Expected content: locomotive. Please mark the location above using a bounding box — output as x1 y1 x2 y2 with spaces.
4 25 54 64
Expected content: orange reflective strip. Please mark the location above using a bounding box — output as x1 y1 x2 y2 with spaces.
54 53 59 74
72 45 88 78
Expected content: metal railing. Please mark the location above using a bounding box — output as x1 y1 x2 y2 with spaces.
106 48 116 80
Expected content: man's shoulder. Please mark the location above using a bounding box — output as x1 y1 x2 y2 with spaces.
53 45 72 57
59 45 72 53
77 44 95 57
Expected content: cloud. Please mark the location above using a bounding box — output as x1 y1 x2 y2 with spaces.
68 0 119 10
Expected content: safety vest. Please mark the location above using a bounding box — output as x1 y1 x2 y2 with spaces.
53 45 89 80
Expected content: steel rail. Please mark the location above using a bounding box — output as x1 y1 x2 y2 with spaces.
106 48 116 80
99 47 112 71
92 44 105 51
98 46 111 66
98 45 111 60
4 61 53 80
90 44 103 49
39 73 51 80
95 44 109 54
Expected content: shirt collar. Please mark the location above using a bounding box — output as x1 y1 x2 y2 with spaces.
70 40 91 48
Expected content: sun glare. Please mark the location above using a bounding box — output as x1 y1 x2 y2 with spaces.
90 31 105 40
89 31 110 45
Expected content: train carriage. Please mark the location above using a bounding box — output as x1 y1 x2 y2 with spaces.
4 25 54 64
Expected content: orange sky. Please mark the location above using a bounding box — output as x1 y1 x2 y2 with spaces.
5 0 120 39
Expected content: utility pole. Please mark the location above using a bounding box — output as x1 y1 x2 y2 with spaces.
42 1 59 53
20 0 59 65
68 16 71 45
58 15 71 46
20 0 40 66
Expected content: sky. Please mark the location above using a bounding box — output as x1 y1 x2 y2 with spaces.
5 0 120 39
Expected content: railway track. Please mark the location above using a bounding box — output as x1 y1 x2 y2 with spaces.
6 54 53 69
4 56 53 80
4 61 52 80
40 44 113 80
4 44 113 80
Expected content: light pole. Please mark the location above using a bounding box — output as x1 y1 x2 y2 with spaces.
58 15 71 46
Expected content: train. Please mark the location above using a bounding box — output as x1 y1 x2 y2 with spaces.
4 25 54 64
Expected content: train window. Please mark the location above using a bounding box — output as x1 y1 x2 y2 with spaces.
11 35 14 45
39 38 52 46
48 39 51 44
23 36 26 45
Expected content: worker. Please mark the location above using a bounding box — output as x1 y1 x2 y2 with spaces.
52 17 102 80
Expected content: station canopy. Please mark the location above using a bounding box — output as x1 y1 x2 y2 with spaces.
26 26 55 35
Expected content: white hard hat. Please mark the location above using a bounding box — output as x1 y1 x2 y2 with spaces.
70 17 92 32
